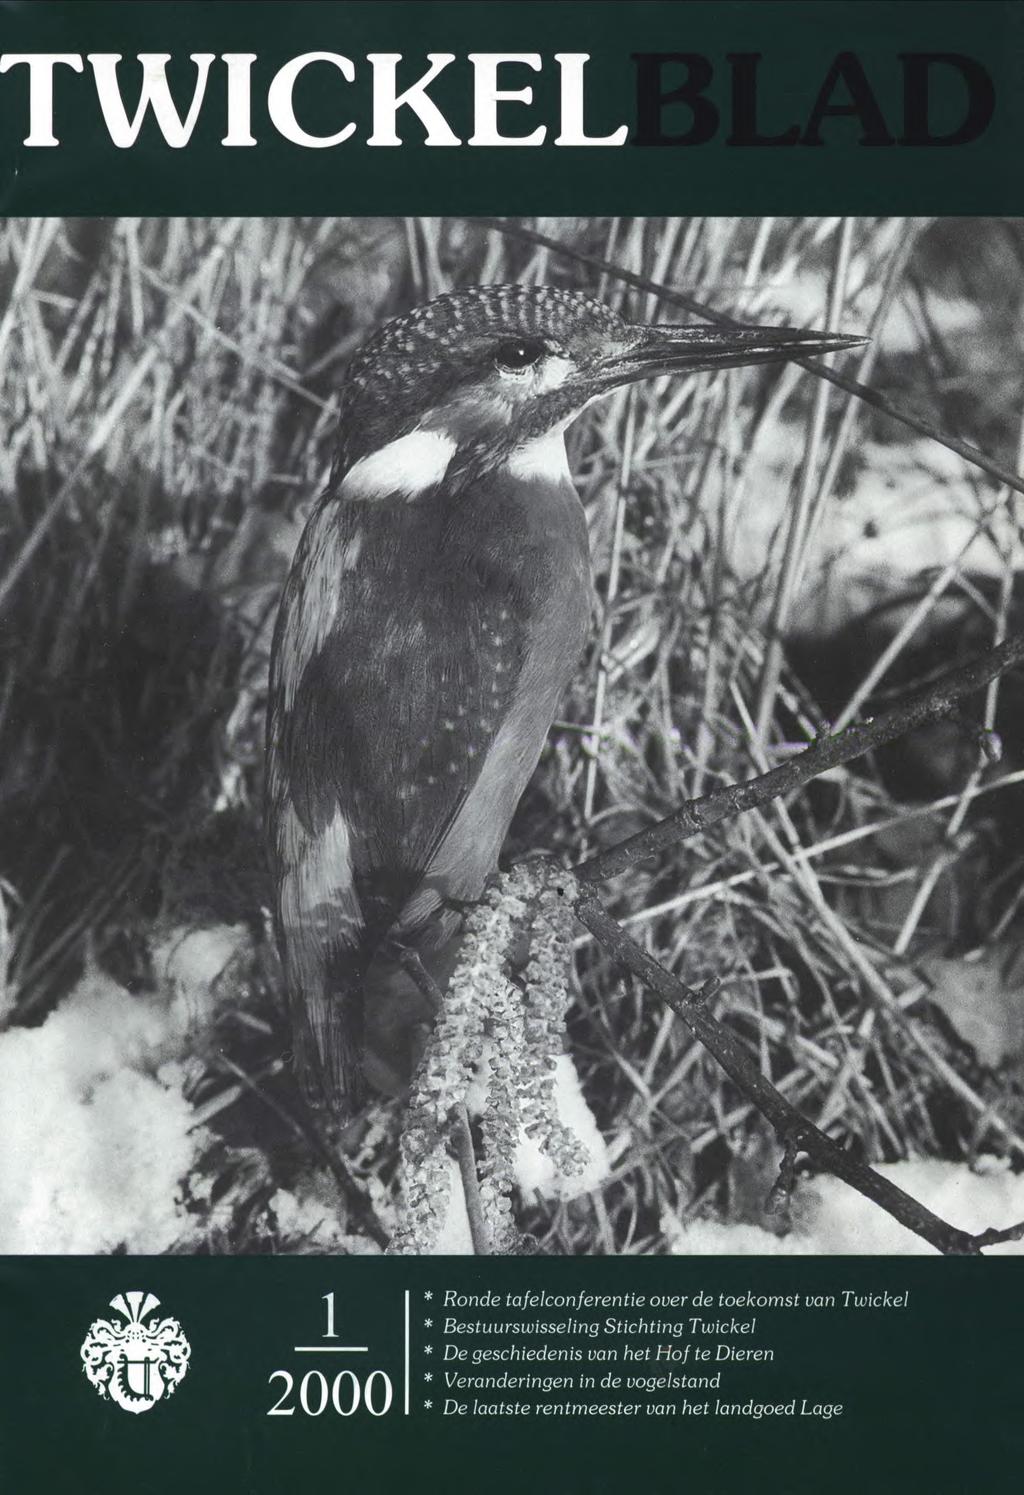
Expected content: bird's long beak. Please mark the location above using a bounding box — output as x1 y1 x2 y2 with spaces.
596 323 866 392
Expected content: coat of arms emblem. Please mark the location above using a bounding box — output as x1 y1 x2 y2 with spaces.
80 1291 191 1414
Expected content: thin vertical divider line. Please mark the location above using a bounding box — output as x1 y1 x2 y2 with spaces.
404 1290 410 1415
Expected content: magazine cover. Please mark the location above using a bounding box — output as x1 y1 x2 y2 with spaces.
1 2 1022 1490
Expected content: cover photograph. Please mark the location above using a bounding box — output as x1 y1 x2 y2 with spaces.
0 4 1022 1492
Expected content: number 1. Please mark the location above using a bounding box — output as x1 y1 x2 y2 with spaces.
322 1291 337 1339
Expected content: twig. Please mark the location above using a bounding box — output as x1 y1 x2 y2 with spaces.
395 945 445 1016
576 627 1024 884
451 1104 490 1255
469 216 1024 500
574 891 987 1255
765 1135 801 1219
215 1052 391 1249
315 1140 392 1253
971 1218 1024 1250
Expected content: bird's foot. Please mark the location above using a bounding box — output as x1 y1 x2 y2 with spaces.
439 891 488 916
390 942 445 1016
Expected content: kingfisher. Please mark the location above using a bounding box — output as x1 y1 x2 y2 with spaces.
266 283 860 1116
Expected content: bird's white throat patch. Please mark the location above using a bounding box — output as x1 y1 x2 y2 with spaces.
505 426 573 483
341 428 457 500
339 417 573 495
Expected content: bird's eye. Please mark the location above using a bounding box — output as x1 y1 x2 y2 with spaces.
494 338 546 372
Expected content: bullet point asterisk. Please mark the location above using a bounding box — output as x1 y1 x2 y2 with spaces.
424 1345 433 1355
424 1372 433 1382
424 1290 433 1300
424 1399 433 1409
424 1317 433 1327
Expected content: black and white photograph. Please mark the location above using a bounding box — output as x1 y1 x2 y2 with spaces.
3 213 1024 1259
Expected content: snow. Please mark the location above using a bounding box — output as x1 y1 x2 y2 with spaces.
0 970 202 1253
6 928 1022 1257
151 922 248 1028
0 925 249 1254
720 420 1021 635
270 1181 382 1255
467 1045 613 1201
514 1053 612 1201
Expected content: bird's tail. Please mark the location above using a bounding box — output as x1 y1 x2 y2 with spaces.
282 902 467 1114
283 933 368 1117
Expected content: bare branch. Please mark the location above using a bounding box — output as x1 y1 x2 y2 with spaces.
577 629 1024 884
574 891 991 1256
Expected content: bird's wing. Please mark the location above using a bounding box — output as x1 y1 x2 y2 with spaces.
266 493 529 1105
266 499 376 1104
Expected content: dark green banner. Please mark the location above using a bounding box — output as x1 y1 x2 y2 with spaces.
0 1 1020 214
2 1255 1021 1494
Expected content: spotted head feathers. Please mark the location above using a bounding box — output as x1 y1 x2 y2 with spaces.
332 285 640 483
